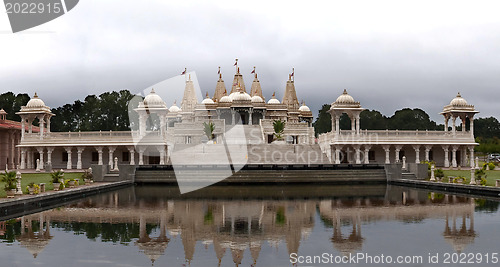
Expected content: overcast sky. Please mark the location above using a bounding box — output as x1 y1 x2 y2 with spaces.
1 0 499 122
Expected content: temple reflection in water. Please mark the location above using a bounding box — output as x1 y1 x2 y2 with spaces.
0 185 484 266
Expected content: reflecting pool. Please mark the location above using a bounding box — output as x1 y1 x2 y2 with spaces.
1 184 500 267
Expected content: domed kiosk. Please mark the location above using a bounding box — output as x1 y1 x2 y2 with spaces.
328 89 364 135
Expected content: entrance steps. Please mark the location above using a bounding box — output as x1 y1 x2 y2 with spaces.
135 168 388 184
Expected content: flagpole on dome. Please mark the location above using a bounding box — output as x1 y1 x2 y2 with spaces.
234 58 238 73
291 68 295 82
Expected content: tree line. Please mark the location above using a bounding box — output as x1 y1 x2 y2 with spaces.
1 91 499 152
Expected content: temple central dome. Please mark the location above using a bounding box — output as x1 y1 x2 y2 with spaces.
232 91 252 101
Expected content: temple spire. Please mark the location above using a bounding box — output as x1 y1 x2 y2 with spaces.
230 59 246 93
283 71 300 111
213 67 227 101
250 68 263 98
181 75 197 114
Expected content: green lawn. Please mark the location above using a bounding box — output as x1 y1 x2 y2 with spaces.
441 169 500 186
0 172 84 198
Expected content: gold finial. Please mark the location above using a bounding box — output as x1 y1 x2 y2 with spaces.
343 89 348 94
237 67 240 74
272 92 276 98
151 88 156 94
173 100 177 105
34 92 38 98
457 92 461 97
206 92 209 98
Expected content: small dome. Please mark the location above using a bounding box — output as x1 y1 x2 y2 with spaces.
267 93 280 104
251 95 264 103
26 93 47 108
232 91 252 101
169 101 181 112
334 89 356 104
143 88 166 106
220 95 232 103
299 103 311 112
450 92 468 106
201 98 214 104
201 94 215 104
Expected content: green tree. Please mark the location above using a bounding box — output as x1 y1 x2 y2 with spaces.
273 119 286 140
474 117 500 139
0 92 30 121
312 104 331 136
360 109 387 130
387 108 438 130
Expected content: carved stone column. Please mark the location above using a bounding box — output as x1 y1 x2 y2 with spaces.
127 146 136 165
36 147 45 170
451 146 458 168
138 147 145 165
442 145 449 168
424 145 433 162
96 146 103 165
46 147 54 166
413 145 421 164
363 145 371 164
108 146 116 168
64 147 72 170
394 145 403 163
353 145 361 164
20 148 26 169
77 147 85 169
382 145 391 164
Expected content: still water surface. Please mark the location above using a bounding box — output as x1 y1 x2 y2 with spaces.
1 184 499 267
